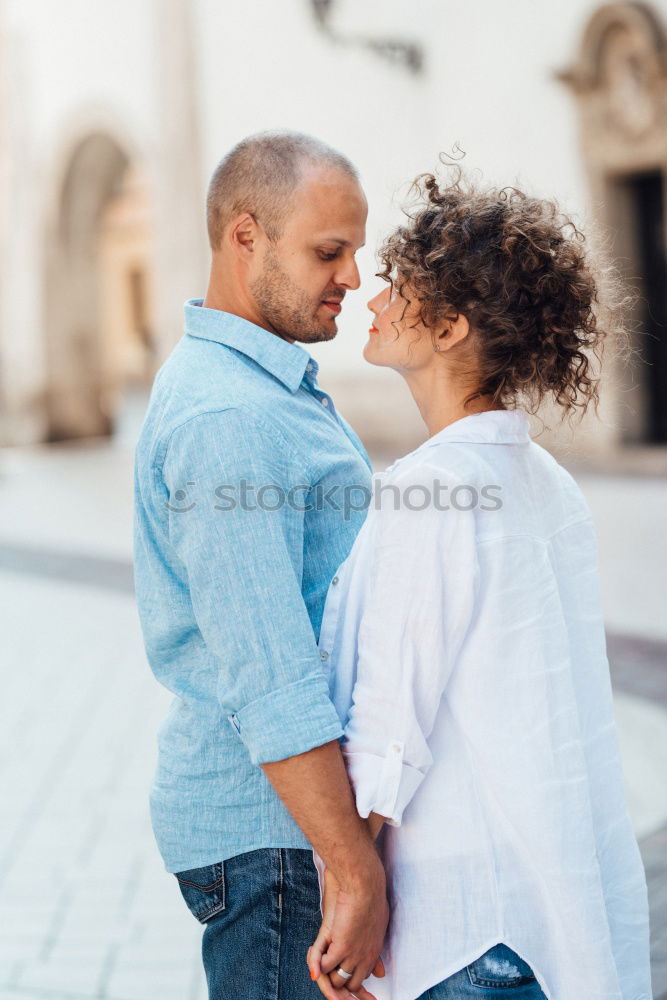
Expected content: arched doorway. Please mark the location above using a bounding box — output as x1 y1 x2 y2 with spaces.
560 3 667 446
44 133 156 441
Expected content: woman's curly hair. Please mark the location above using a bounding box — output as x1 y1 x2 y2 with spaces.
379 167 630 422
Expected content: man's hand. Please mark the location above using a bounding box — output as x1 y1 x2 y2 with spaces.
260 744 390 996
307 863 387 1000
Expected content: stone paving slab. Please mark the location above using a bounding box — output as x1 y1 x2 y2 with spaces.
608 626 667 996
0 544 133 593
0 570 206 999
608 632 667 705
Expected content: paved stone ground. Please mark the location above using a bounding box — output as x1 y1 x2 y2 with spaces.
0 570 207 1000
0 441 665 999
608 632 667 999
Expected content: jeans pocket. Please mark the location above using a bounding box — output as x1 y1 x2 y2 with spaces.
466 943 537 989
174 862 226 923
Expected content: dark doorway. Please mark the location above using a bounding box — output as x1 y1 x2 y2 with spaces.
611 170 667 444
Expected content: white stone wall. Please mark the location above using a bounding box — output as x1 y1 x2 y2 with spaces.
0 0 163 442
1 0 666 459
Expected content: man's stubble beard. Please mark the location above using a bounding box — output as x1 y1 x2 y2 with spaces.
249 248 337 344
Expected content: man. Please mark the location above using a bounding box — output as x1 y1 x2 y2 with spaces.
133 131 388 1000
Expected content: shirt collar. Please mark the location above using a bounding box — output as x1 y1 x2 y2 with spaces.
413 408 532 455
184 298 319 393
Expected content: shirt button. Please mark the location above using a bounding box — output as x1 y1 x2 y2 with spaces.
391 742 402 753
320 650 329 661
321 398 329 407
332 576 339 585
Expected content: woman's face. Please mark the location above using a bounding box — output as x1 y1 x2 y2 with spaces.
363 283 436 372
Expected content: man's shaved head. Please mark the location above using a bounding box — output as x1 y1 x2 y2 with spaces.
203 130 366 345
206 130 360 249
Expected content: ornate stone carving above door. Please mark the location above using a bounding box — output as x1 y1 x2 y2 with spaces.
559 3 667 147
602 23 660 136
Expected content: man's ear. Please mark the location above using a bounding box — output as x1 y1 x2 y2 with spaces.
227 212 260 258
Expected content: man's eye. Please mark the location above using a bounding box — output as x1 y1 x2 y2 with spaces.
318 251 339 261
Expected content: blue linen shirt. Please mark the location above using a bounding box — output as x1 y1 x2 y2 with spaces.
133 298 373 872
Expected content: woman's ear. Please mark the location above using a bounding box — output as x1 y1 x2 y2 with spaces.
437 312 470 351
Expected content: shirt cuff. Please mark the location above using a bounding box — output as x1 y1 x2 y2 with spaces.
341 740 426 827
228 671 344 765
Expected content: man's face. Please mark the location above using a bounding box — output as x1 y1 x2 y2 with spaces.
249 166 367 344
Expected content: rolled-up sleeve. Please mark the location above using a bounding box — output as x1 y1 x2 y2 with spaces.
162 407 344 765
341 463 480 826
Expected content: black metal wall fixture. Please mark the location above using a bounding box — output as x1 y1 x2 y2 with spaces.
308 0 424 74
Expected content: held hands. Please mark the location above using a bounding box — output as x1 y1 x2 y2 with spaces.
307 867 387 1000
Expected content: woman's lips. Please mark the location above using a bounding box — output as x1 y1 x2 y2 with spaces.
369 324 379 333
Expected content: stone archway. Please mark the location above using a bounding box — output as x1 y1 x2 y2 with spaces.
44 133 155 441
560 3 667 446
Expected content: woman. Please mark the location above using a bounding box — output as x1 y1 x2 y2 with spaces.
306 172 652 1000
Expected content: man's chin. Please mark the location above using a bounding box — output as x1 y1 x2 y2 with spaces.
298 321 338 344
319 320 339 340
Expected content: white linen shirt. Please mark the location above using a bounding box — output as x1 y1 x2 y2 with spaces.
314 408 652 1000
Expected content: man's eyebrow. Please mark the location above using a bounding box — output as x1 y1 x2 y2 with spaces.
316 237 366 249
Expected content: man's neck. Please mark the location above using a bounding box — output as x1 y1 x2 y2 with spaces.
202 279 295 345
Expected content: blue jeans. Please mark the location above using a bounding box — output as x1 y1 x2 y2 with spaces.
175 847 322 999
417 943 547 999
176 852 548 1000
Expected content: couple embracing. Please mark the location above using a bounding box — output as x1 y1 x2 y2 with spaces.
133 131 652 1000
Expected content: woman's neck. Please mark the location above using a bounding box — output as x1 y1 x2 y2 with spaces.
402 367 503 439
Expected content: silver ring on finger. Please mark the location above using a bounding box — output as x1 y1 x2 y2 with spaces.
336 966 353 980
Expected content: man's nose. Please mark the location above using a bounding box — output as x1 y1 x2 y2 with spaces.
335 256 361 291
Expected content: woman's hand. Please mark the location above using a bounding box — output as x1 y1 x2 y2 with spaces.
307 868 385 1000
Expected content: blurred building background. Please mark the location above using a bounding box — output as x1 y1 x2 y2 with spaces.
1 0 667 465
1 2 666 998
